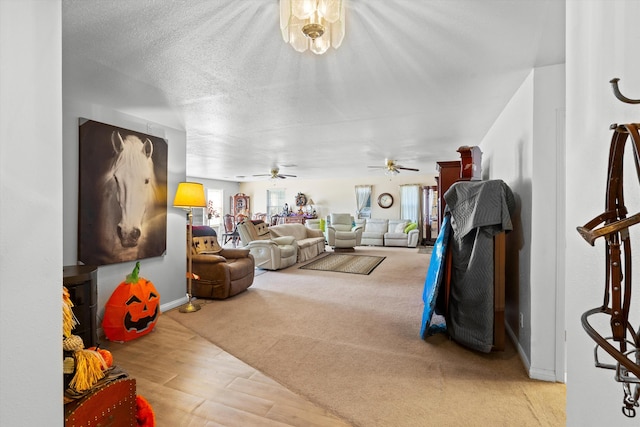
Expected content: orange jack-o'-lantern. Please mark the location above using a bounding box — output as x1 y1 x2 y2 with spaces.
102 262 160 342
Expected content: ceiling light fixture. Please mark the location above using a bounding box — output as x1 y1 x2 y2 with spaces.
385 168 399 177
280 0 345 55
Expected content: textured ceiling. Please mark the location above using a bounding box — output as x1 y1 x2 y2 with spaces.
62 0 565 181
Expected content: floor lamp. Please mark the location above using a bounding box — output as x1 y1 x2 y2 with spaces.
173 182 206 313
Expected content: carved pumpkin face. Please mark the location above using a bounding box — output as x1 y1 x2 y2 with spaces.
102 263 161 342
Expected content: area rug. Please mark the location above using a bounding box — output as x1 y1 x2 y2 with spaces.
167 246 566 427
299 253 385 275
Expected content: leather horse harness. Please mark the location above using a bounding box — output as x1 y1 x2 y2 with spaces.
578 79 640 417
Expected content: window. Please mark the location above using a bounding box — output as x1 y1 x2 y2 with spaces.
267 188 286 220
206 189 223 227
355 185 372 218
400 184 421 225
192 188 223 226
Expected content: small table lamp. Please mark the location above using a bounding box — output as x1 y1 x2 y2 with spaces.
173 182 207 313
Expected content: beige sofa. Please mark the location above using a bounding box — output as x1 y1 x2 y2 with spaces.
269 223 326 262
236 220 298 270
355 218 419 248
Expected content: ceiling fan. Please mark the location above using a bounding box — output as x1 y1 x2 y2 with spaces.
252 167 297 180
368 159 420 175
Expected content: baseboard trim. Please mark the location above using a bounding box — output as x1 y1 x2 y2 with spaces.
506 323 531 372
506 323 558 382
161 296 189 313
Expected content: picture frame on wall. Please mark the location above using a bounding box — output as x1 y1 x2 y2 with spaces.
78 118 168 266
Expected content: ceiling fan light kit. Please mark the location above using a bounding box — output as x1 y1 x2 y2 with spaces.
368 159 420 176
253 167 297 180
280 0 345 55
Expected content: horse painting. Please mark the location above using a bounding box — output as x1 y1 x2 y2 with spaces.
78 120 167 266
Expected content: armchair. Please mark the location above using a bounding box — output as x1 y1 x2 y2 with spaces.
326 213 363 250
188 227 255 299
236 219 298 270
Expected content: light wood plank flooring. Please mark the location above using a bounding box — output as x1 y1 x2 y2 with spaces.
105 313 351 427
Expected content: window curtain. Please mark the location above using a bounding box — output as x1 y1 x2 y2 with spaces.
400 184 421 237
355 185 371 218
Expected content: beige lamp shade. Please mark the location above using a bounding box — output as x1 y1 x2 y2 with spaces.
173 182 206 208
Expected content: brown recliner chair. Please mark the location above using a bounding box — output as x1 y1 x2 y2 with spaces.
188 226 255 299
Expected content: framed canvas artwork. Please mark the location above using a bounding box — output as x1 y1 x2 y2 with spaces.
78 119 168 266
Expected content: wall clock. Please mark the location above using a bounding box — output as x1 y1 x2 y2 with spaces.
377 193 393 208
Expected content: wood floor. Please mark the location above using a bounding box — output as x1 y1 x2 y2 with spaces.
105 312 352 427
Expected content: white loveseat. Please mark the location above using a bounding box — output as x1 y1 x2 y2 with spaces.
269 223 326 262
236 220 298 270
355 218 419 248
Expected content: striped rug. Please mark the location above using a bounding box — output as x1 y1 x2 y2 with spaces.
299 253 385 275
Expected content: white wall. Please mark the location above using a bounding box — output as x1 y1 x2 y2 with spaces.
479 62 565 382
0 1 63 425
566 1 640 425
62 26 190 323
481 71 535 363
238 174 437 221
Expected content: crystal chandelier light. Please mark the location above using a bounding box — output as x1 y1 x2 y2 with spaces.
280 0 345 55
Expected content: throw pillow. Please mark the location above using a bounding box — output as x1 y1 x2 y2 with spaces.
319 218 326 232
395 222 408 233
192 236 222 254
404 222 418 233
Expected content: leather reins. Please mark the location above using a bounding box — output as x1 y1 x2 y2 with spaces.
578 122 640 417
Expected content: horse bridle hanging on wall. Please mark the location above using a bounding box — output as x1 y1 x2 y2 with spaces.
577 78 640 418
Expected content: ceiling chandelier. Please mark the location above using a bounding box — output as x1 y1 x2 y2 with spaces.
280 0 345 55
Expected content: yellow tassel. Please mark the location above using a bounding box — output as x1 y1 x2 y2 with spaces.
62 287 78 338
69 349 105 391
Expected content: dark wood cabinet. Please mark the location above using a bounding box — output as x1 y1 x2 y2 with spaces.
63 265 97 348
436 161 461 230
422 185 438 244
232 193 250 221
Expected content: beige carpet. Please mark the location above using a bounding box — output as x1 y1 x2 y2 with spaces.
299 253 385 275
168 246 565 427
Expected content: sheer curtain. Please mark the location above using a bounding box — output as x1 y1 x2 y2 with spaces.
354 185 372 218
400 184 421 237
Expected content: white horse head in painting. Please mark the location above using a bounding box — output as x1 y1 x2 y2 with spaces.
104 131 157 249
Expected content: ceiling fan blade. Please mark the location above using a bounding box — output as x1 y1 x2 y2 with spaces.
252 174 270 177
397 166 420 171
280 174 297 177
